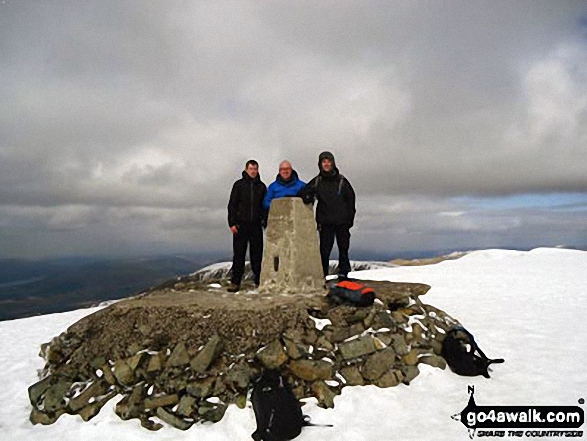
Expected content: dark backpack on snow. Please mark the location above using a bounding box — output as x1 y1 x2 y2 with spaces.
441 326 504 378
251 370 331 441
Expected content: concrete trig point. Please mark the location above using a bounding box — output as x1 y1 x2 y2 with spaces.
260 197 324 294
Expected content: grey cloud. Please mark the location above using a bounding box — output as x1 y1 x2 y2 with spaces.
0 1 586 257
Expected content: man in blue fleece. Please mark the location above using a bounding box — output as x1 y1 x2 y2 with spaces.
263 160 306 211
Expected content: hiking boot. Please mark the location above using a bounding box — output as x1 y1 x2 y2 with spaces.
227 283 240 292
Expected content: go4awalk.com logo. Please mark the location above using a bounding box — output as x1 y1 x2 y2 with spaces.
452 386 585 438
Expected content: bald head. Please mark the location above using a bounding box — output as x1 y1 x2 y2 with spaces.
279 160 293 181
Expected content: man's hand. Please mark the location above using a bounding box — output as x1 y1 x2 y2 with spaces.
230 225 239 234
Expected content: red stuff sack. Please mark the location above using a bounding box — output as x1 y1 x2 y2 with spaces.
326 280 375 306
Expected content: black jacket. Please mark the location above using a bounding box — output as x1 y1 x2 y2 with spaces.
228 171 267 227
302 168 356 227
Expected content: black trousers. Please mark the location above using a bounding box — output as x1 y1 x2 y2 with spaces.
231 223 263 286
319 224 351 277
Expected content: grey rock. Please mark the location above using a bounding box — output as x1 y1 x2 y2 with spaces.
225 362 253 391
338 336 377 360
113 359 135 386
28 376 52 406
315 336 334 351
256 339 288 369
146 351 167 373
115 384 146 420
389 334 409 356
339 366 364 386
99 364 117 385
401 365 420 384
376 369 404 388
29 408 65 425
144 393 179 410
362 348 396 381
177 395 197 417
199 402 228 423
289 359 333 381
156 407 193 430
311 381 337 408
68 379 109 413
191 334 224 374
78 391 117 422
187 377 215 398
430 339 443 355
418 355 447 370
43 381 71 413
167 342 190 367
283 338 309 360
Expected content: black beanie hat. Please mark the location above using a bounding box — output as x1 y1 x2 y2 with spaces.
318 151 336 170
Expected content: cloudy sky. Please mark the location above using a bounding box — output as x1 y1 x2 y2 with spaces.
1 0 586 260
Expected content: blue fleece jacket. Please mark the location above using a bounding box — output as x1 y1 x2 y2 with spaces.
263 170 306 211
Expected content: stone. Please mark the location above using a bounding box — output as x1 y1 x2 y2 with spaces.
362 348 396 381
236 394 247 409
402 349 420 366
29 408 65 425
289 359 333 381
311 381 337 409
113 359 135 386
167 342 190 367
100 364 117 385
430 339 443 355
199 402 228 423
375 332 393 346
68 379 109 413
418 355 447 370
191 335 224 374
28 376 52 405
260 198 324 293
90 356 106 370
225 362 253 391
339 366 364 386
391 311 406 323
401 365 420 384
140 416 163 431
78 391 117 422
348 309 368 324
115 384 146 420
374 311 396 330
146 351 167 373
376 369 404 388
256 339 288 369
315 336 334 351
283 338 309 359
349 323 365 337
389 334 409 356
43 380 72 413
156 408 193 430
327 326 351 343
338 336 377 360
177 395 197 417
412 323 424 341
187 377 215 398
144 393 179 410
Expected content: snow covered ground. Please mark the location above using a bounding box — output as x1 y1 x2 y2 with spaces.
1 248 585 441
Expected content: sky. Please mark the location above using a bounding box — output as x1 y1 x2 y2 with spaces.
0 0 586 259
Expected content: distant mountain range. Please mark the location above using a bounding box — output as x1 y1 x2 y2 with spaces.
0 254 222 321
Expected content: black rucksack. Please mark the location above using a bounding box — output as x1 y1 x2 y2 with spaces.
326 280 376 307
251 370 331 441
441 326 504 378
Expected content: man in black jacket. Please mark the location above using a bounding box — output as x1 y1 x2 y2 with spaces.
227 160 267 292
301 151 356 278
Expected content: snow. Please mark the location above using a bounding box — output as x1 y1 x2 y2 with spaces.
1 248 586 441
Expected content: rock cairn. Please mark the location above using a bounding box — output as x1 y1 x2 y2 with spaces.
28 277 459 430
